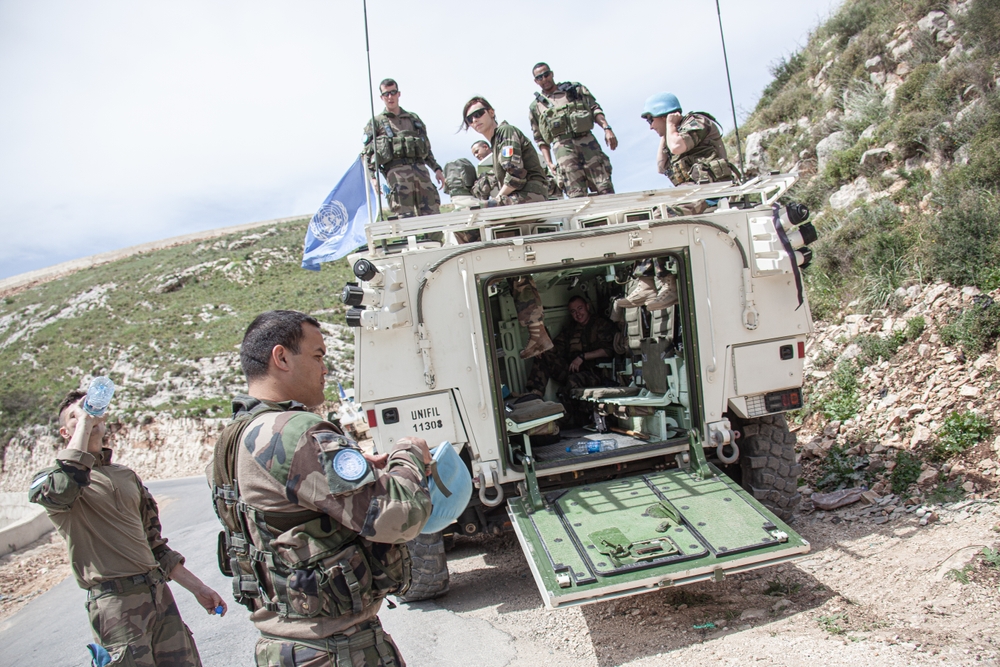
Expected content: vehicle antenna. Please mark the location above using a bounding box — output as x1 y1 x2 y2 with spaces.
715 0 745 173
363 0 384 223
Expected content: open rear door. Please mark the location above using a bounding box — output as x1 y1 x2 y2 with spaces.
508 465 809 608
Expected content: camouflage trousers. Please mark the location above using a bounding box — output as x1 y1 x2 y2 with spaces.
254 619 404 667
498 190 546 206
526 352 612 395
511 276 543 328
632 257 671 279
86 573 201 667
384 164 440 218
471 172 498 200
552 135 614 198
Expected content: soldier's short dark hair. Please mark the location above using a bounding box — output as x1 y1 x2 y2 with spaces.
471 140 489 150
461 96 494 131
58 390 87 427
379 78 397 91
532 62 549 73
241 310 321 380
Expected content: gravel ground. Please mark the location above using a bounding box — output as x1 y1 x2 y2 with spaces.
3 500 997 665
437 499 1000 666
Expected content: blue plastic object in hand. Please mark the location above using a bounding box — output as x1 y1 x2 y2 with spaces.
87 643 112 667
215 605 224 615
83 377 115 417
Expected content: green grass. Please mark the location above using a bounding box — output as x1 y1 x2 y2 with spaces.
814 359 861 421
890 450 923 494
818 612 848 635
0 219 356 458
816 445 871 491
934 410 993 459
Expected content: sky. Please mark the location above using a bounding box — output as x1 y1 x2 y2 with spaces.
0 0 841 280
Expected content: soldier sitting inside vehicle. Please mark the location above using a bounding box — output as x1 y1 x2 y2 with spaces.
522 295 618 424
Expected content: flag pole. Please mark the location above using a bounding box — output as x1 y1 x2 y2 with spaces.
363 0 384 222
362 158 375 248
715 0 745 173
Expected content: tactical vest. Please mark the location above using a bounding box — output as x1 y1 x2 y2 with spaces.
534 83 595 145
212 398 411 619
443 158 477 197
368 114 431 172
670 112 734 185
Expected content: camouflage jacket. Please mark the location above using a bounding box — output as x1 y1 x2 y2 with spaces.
363 108 442 175
663 112 730 185
29 448 184 589
491 122 548 196
553 315 618 371
233 396 432 638
528 82 604 149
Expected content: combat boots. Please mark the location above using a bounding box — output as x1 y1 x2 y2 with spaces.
611 275 679 321
520 321 553 359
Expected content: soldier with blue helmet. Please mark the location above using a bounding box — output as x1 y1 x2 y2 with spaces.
641 92 733 186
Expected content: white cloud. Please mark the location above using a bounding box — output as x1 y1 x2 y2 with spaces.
0 0 840 279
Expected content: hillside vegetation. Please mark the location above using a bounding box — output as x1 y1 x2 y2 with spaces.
0 221 355 478
738 0 1000 502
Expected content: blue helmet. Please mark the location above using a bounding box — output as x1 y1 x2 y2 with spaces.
420 441 474 535
642 92 682 118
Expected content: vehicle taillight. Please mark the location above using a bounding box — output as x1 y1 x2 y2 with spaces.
797 341 805 358
366 409 377 428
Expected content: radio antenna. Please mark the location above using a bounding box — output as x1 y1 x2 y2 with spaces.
363 0 384 222
715 0 745 173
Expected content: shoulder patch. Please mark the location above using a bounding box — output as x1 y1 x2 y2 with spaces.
332 449 368 481
317 445 375 495
501 146 515 159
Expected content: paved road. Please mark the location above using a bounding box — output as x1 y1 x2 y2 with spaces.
0 477 516 667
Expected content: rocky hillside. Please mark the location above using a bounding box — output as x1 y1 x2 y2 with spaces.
0 221 356 492
738 0 1000 502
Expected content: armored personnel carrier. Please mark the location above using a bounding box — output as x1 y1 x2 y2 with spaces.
340 174 816 608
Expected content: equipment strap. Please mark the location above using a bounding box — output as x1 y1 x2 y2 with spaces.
428 461 452 498
771 203 804 309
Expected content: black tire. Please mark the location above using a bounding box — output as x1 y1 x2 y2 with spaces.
398 531 449 602
731 414 801 522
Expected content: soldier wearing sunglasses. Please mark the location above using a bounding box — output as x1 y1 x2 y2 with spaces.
527 63 616 199
362 78 445 218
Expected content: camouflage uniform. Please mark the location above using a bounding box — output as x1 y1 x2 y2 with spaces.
491 122 549 206
363 109 442 218
472 154 499 200
526 315 618 394
661 112 731 186
223 397 432 667
529 82 614 198
30 448 201 667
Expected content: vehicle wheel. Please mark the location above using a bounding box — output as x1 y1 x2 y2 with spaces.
398 531 450 602
730 414 801 522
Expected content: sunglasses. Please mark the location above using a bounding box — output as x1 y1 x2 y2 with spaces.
380 89 400 98
465 107 488 124
643 115 654 125
534 71 552 81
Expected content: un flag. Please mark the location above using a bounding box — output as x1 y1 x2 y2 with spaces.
302 156 374 270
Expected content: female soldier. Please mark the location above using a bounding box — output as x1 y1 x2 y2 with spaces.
461 97 549 206
461 97 553 357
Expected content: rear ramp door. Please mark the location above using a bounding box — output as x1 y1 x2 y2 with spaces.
508 466 809 608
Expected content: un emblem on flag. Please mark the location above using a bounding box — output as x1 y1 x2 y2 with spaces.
309 200 349 241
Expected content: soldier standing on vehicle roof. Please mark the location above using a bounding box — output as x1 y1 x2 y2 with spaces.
461 96 549 206
528 63 616 198
363 78 445 218
212 310 433 667
641 92 733 187
30 389 226 667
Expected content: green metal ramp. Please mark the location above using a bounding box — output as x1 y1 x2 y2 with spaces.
508 466 810 608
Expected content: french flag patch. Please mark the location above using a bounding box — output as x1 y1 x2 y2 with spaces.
500 146 514 158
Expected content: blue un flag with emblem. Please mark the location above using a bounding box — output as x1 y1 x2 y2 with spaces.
302 155 375 270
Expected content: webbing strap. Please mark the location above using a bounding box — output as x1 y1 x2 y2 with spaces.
335 635 352 667
428 462 452 498
771 203 805 309
372 622 397 667
340 560 364 615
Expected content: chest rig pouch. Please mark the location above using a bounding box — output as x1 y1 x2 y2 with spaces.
535 84 594 145
212 398 411 616
671 112 733 184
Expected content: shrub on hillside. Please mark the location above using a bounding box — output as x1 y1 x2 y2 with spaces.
926 184 1000 287
939 298 1000 354
934 410 992 459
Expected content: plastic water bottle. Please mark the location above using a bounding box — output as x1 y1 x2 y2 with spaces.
337 383 359 424
83 376 115 417
565 439 618 455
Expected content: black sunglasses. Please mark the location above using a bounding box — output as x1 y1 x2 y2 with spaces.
643 115 654 125
534 71 552 81
465 108 488 124
380 89 400 98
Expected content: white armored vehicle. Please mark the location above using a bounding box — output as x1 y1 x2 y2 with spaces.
341 174 816 608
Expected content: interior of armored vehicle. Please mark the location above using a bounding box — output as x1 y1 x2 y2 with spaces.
482 255 695 473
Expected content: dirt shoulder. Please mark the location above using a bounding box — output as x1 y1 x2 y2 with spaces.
0 531 70 622
440 499 1000 667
